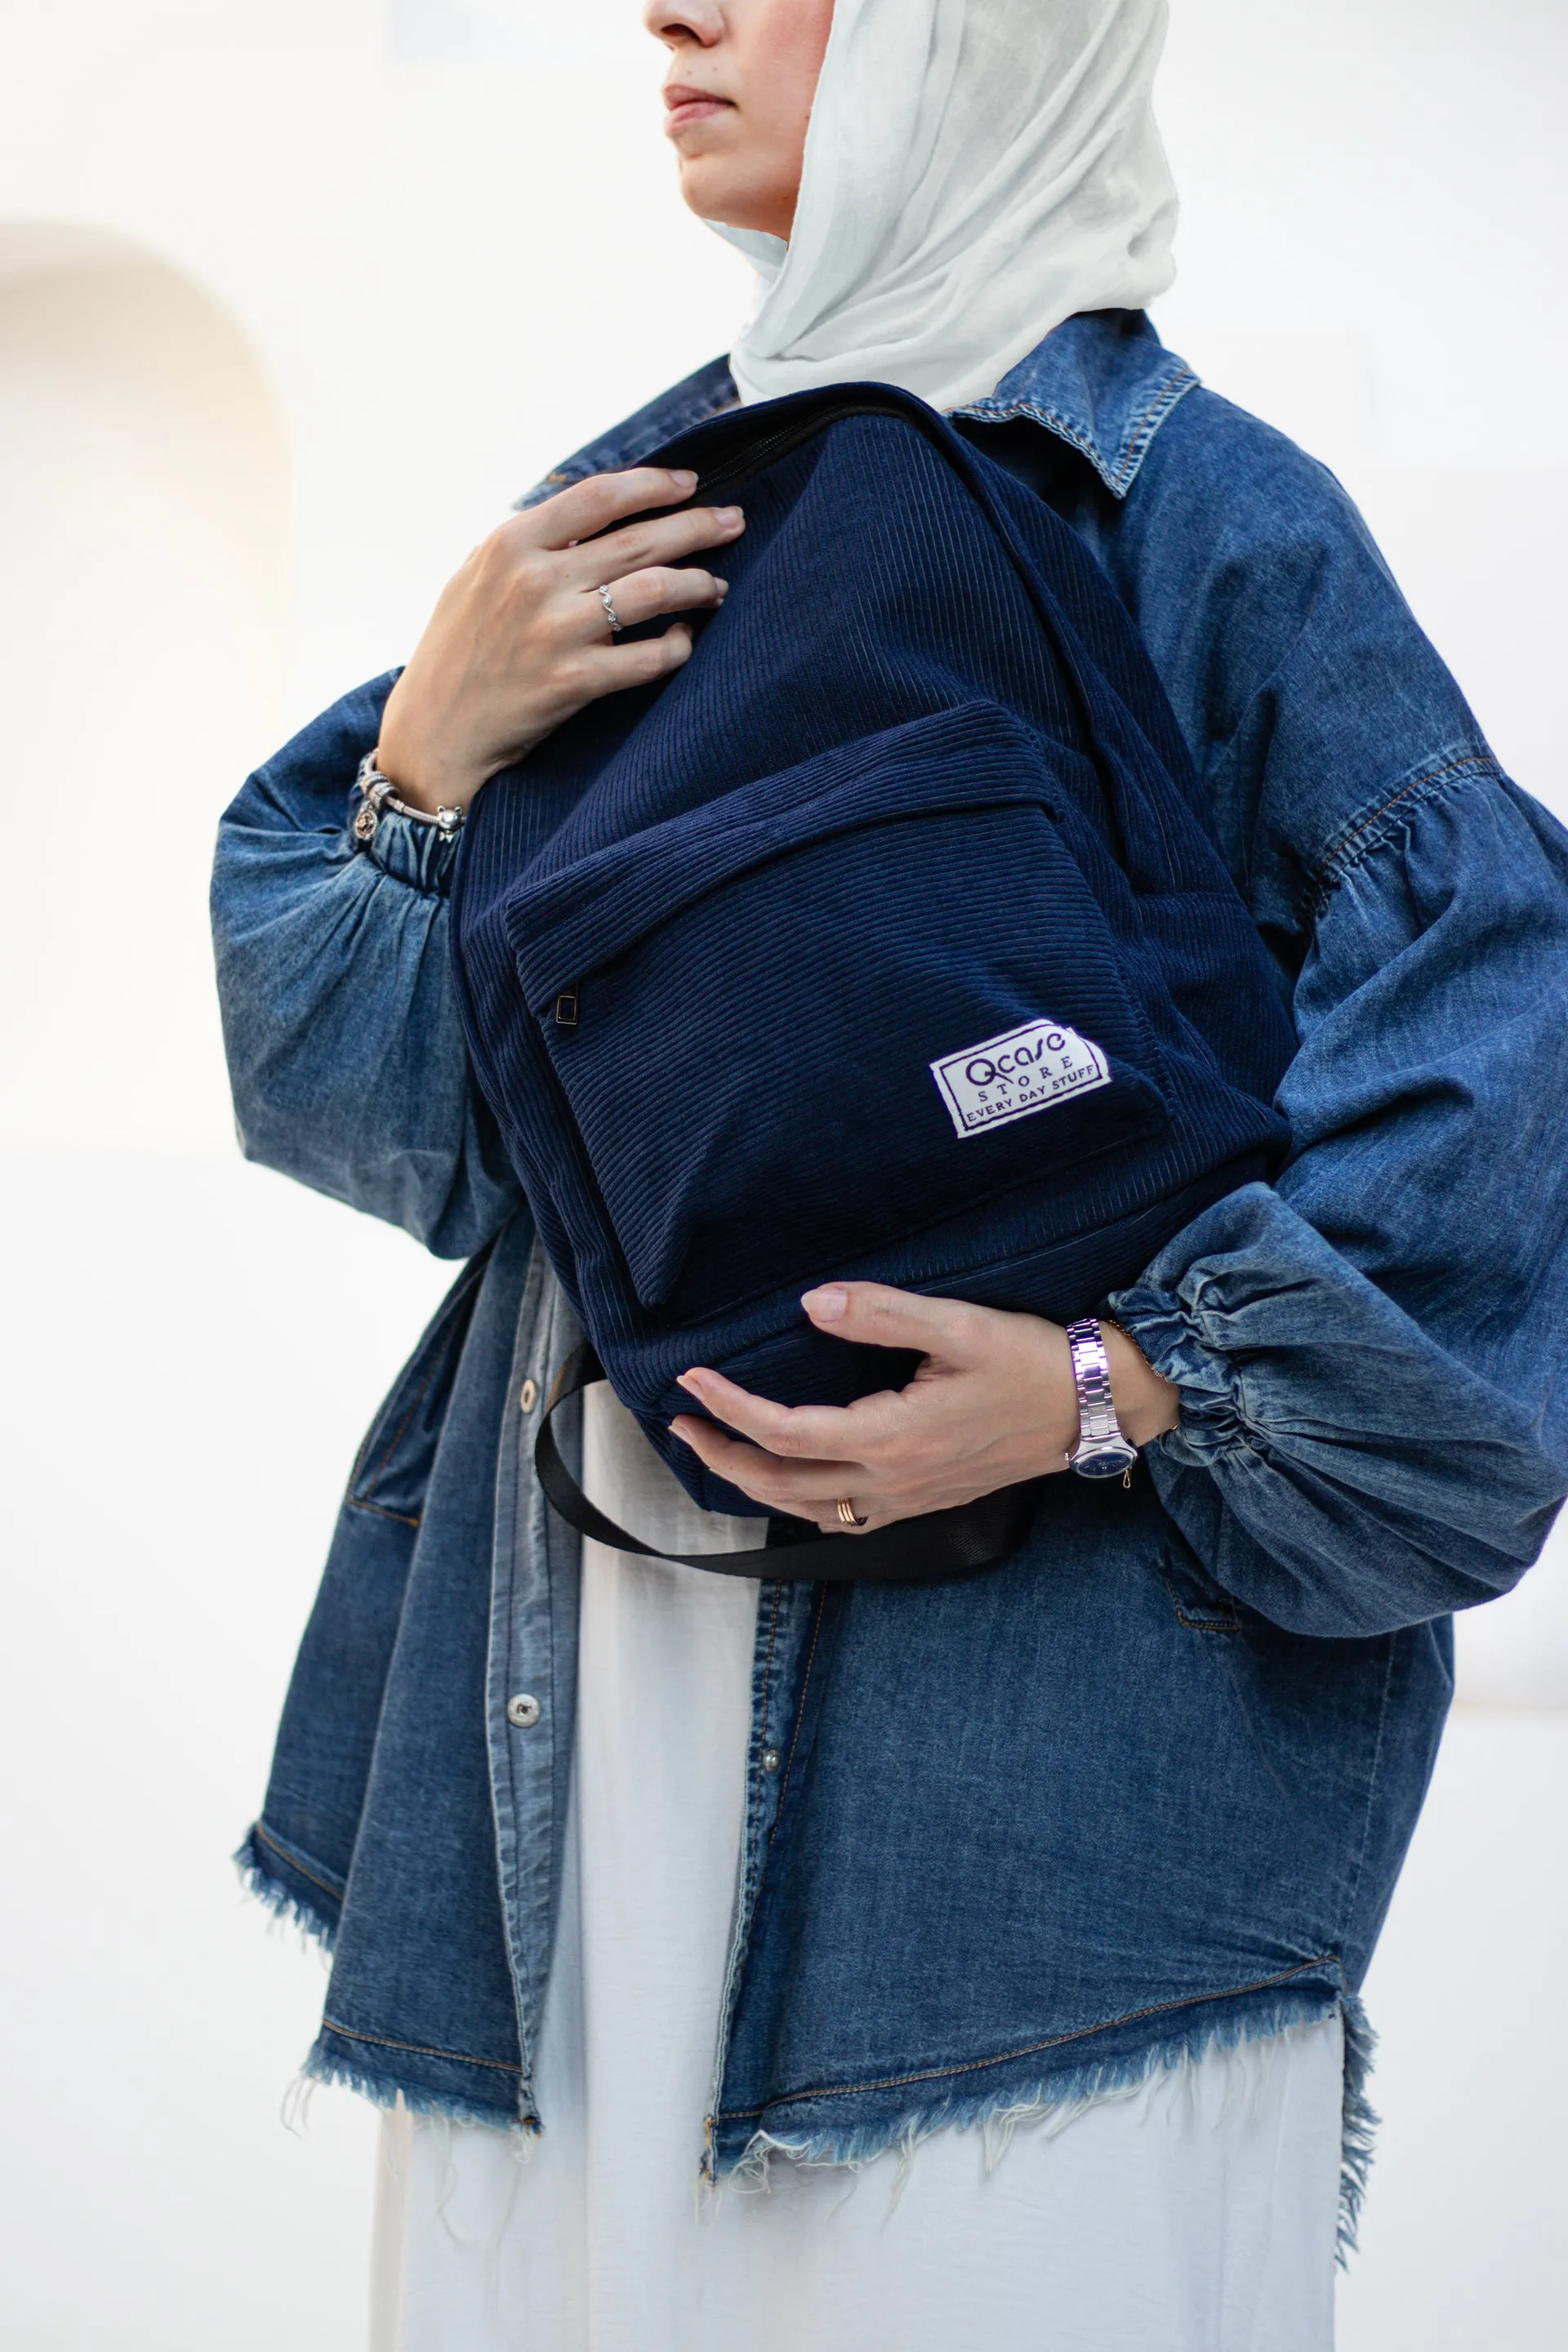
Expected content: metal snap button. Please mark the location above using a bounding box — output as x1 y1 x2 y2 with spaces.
519 1379 537 1414
761 1747 782 1774
506 1693 541 1730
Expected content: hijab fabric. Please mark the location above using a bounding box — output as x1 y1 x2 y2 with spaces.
711 0 1178 412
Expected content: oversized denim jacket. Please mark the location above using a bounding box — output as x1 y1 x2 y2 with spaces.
213 311 1568 2233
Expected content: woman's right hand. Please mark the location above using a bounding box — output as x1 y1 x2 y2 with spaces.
375 467 746 813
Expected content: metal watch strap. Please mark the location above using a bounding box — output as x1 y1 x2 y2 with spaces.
1063 1316 1137 1476
1064 1316 1117 1438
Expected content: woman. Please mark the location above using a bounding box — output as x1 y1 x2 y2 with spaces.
214 2 1568 2346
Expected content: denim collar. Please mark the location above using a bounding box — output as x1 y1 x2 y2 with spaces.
950 309 1196 499
520 310 1196 510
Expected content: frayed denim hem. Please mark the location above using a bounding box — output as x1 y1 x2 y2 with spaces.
299 2042 541 2142
719 1986 1375 2262
1338 1991 1380 2264
233 1824 339 1954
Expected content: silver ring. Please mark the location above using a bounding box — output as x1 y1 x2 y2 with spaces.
598 583 623 636
836 1497 869 1529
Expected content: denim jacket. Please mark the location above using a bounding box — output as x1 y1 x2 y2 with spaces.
213 311 1568 2234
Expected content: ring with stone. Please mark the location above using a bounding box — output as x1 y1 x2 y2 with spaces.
598 583 623 635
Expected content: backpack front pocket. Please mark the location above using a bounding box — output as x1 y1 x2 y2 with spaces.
506 703 1172 1321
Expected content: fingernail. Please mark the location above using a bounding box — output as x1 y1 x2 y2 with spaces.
677 1371 702 1392
715 506 744 527
670 469 697 490
802 1285 849 1323
713 578 728 599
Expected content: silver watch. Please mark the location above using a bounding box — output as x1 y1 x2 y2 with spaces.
1064 1317 1138 1481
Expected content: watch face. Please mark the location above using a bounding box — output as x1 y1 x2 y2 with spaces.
1074 1446 1137 1480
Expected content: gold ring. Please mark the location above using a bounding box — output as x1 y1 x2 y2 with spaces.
836 1496 869 1528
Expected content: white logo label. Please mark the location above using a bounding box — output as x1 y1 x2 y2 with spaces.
930 1018 1111 1138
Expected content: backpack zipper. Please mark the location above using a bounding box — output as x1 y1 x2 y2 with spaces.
690 399 917 497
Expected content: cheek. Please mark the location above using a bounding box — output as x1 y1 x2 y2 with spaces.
745 0 834 151
776 0 836 69
674 0 832 236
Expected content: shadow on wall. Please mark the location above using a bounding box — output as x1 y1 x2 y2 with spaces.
0 220 289 1152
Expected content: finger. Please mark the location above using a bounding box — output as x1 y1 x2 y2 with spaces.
670 1416 873 1512
526 466 700 551
675 1366 877 1462
561 501 745 590
800 1281 996 1367
562 622 695 699
586 565 728 637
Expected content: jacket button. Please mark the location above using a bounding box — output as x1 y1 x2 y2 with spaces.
519 1378 538 1413
506 1693 541 1730
761 1747 782 1774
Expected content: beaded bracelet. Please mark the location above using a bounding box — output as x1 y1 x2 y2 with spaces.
352 751 466 844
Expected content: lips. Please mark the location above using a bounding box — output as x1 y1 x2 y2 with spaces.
663 84 733 133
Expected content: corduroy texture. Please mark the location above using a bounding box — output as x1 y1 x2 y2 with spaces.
452 390 1296 1513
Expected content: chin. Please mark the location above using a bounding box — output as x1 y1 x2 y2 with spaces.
679 157 733 218
680 164 784 238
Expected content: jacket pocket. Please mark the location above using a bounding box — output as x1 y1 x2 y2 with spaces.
1159 1526 1243 1632
345 1244 492 1523
507 702 1171 1321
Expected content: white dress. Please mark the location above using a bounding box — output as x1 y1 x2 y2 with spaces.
370 1386 1344 2352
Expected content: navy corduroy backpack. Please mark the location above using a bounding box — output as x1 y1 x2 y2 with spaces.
452 386 1295 1580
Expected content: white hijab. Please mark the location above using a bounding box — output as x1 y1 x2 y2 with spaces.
710 0 1178 412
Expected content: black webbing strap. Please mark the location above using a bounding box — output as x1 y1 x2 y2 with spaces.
534 1340 1040 1585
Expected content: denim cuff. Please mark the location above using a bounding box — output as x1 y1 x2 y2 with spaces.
354 806 461 898
1107 1282 1256 1468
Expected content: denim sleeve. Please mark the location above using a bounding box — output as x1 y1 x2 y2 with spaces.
1113 771 1568 1637
211 672 524 1259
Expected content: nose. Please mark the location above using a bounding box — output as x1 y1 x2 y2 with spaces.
643 0 724 47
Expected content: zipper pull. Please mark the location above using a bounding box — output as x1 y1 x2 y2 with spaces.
554 987 580 1030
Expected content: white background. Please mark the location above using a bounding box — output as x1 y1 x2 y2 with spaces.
0 2 1563 2345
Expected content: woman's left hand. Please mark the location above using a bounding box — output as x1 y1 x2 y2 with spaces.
671 1283 1180 1535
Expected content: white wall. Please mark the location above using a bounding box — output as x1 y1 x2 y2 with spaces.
0 5 1562 2347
